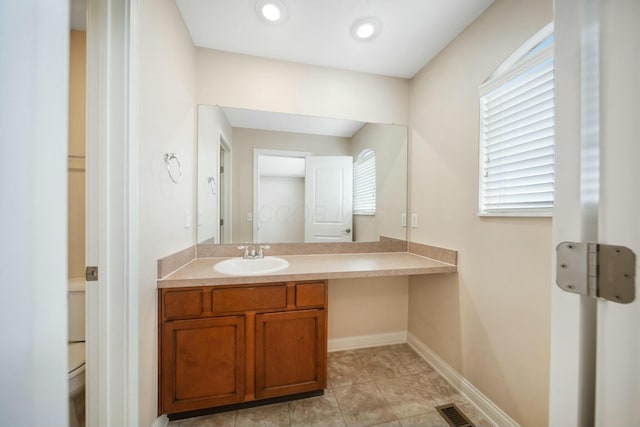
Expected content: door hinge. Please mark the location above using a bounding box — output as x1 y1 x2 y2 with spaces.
556 242 635 303
220 166 224 173
220 219 224 226
85 266 99 282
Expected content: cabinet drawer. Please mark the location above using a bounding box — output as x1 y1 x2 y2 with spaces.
295 282 326 307
163 289 203 320
213 285 287 313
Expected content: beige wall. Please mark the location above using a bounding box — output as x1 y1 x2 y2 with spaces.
231 128 351 243
68 30 86 278
196 48 410 125
138 0 197 425
407 1 553 426
329 277 408 344
350 123 407 242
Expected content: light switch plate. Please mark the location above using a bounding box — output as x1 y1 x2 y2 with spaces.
411 213 418 228
401 214 407 227
246 212 253 222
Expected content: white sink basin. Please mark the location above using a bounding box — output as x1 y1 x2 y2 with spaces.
214 256 290 276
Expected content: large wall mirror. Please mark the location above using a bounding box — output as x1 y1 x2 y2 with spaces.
197 105 408 245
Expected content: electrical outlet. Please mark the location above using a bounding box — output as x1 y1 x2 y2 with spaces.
401 214 407 227
411 213 418 228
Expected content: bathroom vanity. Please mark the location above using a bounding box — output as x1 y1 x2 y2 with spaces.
158 280 327 415
157 249 457 418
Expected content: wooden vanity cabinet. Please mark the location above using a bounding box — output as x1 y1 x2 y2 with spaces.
161 316 245 413
158 281 327 416
255 309 325 399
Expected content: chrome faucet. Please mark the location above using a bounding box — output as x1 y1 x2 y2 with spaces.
237 244 270 259
237 245 250 258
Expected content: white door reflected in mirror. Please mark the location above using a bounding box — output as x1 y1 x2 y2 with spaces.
304 156 353 243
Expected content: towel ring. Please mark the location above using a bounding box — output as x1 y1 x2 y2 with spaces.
207 176 217 196
165 153 182 184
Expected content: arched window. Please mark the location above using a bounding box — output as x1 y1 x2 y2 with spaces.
353 149 376 215
478 23 555 216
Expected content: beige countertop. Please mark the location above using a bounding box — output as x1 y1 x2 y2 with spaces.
158 252 457 288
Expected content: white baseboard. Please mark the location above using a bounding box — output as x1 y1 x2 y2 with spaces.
328 331 407 352
407 332 520 427
152 414 169 427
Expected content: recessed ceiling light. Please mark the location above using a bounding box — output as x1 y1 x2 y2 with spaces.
351 17 382 41
256 0 288 24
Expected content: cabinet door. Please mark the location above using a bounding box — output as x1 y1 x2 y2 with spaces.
161 316 245 413
255 309 326 399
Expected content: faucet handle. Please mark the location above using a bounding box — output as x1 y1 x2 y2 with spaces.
258 245 270 257
237 245 249 257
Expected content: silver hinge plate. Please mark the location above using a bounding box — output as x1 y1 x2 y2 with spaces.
85 266 99 282
556 242 635 303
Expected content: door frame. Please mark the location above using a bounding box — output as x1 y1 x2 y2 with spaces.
549 0 599 425
218 132 232 243
85 0 139 425
253 149 310 242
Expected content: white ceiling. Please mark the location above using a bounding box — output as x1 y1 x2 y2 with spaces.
222 107 365 138
175 0 495 78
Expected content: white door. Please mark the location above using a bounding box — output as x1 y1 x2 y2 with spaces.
594 2 639 424
305 156 353 242
550 1 640 426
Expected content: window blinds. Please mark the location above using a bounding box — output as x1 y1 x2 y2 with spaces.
353 150 376 215
479 43 554 215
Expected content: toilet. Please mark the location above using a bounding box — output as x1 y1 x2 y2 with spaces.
68 277 86 427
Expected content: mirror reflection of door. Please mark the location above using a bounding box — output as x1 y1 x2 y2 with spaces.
218 134 232 244
305 156 354 242
254 150 309 243
254 151 354 243
219 144 225 243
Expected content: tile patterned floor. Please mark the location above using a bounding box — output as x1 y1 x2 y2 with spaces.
168 344 495 427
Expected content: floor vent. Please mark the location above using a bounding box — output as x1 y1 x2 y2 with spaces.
436 403 475 427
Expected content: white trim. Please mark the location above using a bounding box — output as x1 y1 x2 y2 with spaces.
483 22 554 85
125 0 140 424
218 131 233 244
328 331 407 352
152 415 170 427
480 43 554 97
407 333 520 427
477 211 552 218
85 0 138 425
